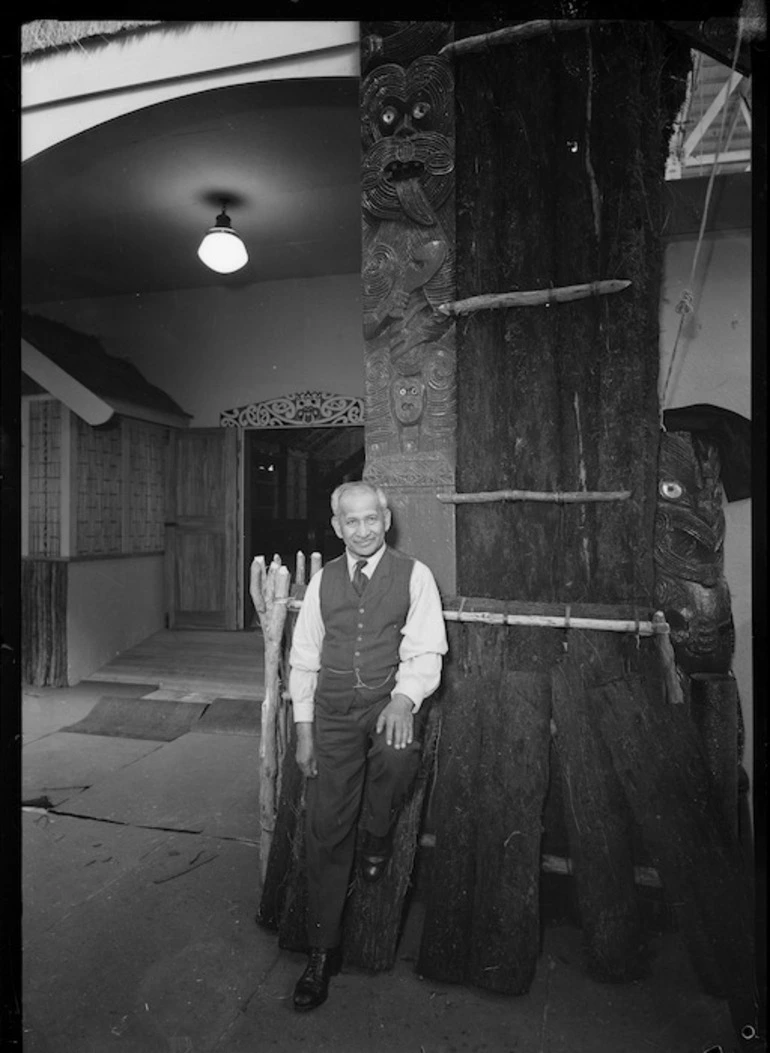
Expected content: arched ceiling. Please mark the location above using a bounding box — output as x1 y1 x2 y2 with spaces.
22 77 361 305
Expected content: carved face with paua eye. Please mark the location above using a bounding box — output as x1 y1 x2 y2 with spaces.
653 431 734 674
391 375 425 425
362 56 454 226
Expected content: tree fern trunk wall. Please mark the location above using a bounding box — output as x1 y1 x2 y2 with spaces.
419 21 692 992
454 22 690 603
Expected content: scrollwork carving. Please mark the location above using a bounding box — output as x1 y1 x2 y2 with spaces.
220 391 364 429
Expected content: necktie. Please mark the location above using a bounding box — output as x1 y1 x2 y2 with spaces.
353 559 368 595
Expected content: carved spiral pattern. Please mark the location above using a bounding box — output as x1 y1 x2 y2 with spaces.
362 241 401 315
362 134 454 223
365 345 395 452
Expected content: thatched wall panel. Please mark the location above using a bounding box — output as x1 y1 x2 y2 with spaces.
127 420 166 552
28 400 61 557
75 418 123 556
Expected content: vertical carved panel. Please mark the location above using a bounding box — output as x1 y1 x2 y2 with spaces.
361 22 456 490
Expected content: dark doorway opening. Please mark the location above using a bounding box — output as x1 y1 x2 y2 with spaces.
243 426 365 625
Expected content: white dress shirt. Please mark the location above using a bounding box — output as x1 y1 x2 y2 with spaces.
288 545 448 723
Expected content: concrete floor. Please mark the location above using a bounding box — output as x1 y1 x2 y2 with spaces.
21 681 747 1053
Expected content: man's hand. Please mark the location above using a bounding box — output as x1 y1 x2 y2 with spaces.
295 722 317 778
376 694 414 750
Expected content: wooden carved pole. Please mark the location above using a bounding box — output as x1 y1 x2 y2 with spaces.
360 19 457 592
250 554 291 882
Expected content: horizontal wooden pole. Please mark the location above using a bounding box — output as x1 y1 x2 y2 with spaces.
288 593 657 622
440 19 601 57
437 488 631 504
442 609 658 635
436 279 631 317
444 597 654 620
286 595 665 636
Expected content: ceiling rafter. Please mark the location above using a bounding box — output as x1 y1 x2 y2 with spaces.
666 49 753 180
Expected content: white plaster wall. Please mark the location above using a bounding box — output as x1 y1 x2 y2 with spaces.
66 556 165 684
33 273 364 427
660 233 751 415
659 230 753 788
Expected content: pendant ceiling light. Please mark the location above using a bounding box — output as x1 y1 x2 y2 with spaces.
197 201 248 274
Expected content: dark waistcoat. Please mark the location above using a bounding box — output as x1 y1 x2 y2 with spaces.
319 546 414 692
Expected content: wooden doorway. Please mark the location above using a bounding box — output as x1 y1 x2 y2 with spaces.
165 427 243 630
243 426 364 625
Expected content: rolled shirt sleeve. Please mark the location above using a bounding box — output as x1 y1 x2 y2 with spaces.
393 559 448 712
288 569 324 723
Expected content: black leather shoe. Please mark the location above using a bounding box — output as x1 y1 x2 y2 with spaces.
292 947 342 1011
360 830 393 884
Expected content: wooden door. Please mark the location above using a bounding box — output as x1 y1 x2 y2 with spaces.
165 427 242 629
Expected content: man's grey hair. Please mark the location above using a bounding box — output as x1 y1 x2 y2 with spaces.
331 481 389 517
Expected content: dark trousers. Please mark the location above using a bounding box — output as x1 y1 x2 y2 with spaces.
305 679 426 949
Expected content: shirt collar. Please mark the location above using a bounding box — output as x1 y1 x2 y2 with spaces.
345 543 386 578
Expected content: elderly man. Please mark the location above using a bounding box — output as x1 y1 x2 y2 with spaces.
288 481 447 1011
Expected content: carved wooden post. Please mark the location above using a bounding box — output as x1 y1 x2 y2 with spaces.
360 20 457 594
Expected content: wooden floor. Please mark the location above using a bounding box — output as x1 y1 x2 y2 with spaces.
85 629 265 700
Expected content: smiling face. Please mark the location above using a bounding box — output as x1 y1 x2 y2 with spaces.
331 487 391 560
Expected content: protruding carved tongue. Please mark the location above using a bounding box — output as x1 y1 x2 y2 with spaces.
395 176 436 226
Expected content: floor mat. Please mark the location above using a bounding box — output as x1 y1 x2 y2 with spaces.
195 697 262 736
60 696 207 741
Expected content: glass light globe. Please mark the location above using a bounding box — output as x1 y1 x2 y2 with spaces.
197 223 248 274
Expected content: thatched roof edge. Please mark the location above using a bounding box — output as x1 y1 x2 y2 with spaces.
22 20 171 57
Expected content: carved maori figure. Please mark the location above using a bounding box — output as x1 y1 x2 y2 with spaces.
653 404 752 841
361 24 456 483
653 404 751 675
654 430 733 673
